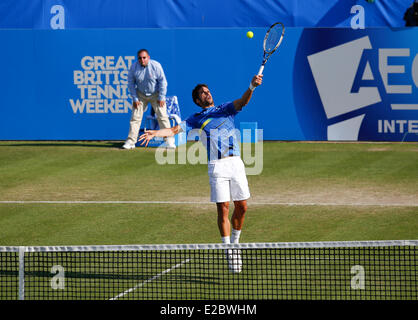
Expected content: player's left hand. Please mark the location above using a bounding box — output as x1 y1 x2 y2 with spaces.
251 75 263 88
158 100 166 108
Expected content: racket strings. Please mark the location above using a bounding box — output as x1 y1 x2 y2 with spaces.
265 26 283 53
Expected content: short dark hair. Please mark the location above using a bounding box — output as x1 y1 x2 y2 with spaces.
192 84 208 106
137 49 149 56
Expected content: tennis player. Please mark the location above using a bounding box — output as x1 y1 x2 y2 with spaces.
139 74 263 272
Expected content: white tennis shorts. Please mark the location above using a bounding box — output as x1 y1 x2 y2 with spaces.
207 156 250 203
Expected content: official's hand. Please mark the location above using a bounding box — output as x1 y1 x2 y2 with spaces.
251 75 263 88
138 130 156 147
132 101 140 109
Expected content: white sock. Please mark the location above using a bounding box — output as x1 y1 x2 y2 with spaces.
221 236 230 244
231 229 241 244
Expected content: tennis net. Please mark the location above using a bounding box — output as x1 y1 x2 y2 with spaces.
0 240 416 300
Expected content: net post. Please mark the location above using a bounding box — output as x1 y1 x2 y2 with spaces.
18 246 25 300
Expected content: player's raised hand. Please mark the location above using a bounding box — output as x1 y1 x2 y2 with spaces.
251 75 263 88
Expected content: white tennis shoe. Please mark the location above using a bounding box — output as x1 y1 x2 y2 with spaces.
225 249 242 273
122 141 135 149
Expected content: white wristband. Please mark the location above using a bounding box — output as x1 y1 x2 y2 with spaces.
249 83 255 91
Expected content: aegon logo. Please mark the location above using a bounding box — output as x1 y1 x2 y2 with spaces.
307 36 418 140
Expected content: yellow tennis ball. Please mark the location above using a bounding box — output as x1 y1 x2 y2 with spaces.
246 31 254 39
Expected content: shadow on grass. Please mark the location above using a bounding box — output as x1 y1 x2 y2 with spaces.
0 141 125 149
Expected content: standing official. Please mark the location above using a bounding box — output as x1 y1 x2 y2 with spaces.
123 49 175 149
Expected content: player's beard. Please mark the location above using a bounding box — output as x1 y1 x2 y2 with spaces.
200 96 214 108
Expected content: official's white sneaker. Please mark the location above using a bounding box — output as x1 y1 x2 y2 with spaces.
122 142 135 150
165 140 176 149
166 143 177 149
225 249 242 273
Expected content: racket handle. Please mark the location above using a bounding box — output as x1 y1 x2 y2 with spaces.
257 65 264 75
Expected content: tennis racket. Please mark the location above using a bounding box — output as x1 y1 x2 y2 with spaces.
258 22 285 75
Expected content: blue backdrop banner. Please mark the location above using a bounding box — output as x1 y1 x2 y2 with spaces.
0 27 417 141
0 0 414 29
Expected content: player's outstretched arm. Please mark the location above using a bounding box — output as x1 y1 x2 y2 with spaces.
138 125 181 147
233 75 263 111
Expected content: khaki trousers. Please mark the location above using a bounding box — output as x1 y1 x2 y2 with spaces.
126 91 174 145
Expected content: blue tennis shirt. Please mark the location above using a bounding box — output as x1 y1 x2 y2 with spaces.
180 102 241 162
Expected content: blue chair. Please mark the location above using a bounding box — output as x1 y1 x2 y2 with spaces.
137 96 186 147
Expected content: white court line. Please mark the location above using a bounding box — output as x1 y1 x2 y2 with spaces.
0 200 416 207
110 258 191 300
0 200 204 204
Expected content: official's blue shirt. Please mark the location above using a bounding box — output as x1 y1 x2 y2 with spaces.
128 59 167 102
180 102 241 162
